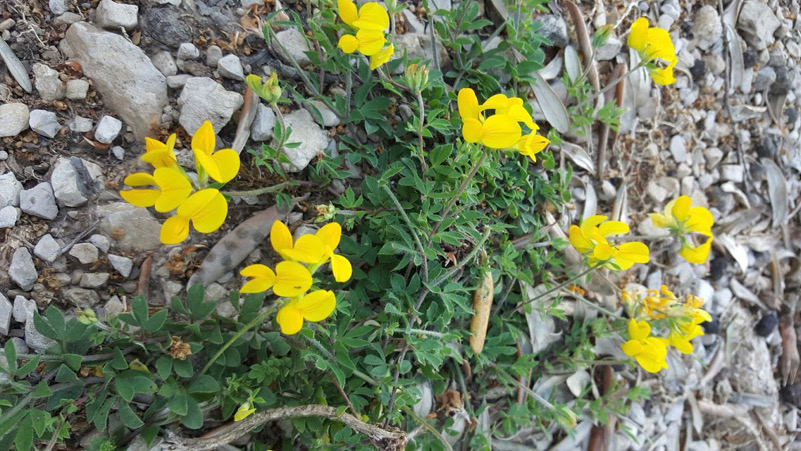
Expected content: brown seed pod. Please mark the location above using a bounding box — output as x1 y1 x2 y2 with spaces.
469 270 494 354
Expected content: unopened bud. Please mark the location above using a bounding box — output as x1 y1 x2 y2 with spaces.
246 72 283 104
405 63 429 93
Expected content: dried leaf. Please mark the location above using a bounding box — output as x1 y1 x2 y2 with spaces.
564 45 582 84
566 370 590 397
559 142 595 174
0 38 32 92
582 179 597 221
610 181 627 223
762 158 788 227
686 391 704 434
716 234 749 273
529 72 570 133
725 24 743 91
780 314 799 386
540 54 564 81
523 284 561 354
730 278 768 310
469 270 494 354
563 1 599 90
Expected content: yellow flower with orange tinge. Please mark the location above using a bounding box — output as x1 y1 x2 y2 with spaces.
628 17 678 85
568 215 650 270
142 133 179 169
650 196 714 264
622 318 669 373
276 290 337 335
192 120 241 184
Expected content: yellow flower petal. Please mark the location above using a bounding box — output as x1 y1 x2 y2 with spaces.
568 225 593 254
271 220 294 258
598 220 629 237
515 133 549 161
679 236 713 264
622 339 643 357
273 261 313 297
686 206 714 235
153 167 192 213
462 118 484 143
234 406 256 422
628 318 650 341
338 34 359 53
615 241 650 263
176 189 228 234
458 88 480 121
286 235 329 264
648 212 670 228
480 114 522 149
209 148 241 183
627 18 649 52
297 290 336 322
240 264 277 294
337 0 358 27
192 120 216 156
356 29 386 56
276 303 304 335
369 44 393 70
353 3 389 31
330 254 352 282
120 189 160 208
124 172 157 186
481 93 510 111
670 195 692 222
160 215 191 245
668 331 694 354
580 215 608 236
141 150 178 169
506 103 535 130
316 223 342 251
241 264 276 279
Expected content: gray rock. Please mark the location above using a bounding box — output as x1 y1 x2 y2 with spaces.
96 202 162 251
720 164 744 182
705 147 724 169
0 19 14 32
206 45 223 67
595 37 622 61
54 12 82 25
65 79 90 100
88 234 110 253
111 146 125 160
25 308 56 353
0 294 10 335
273 28 311 66
13 296 35 324
104 295 125 317
0 34 32 93
401 9 425 34
166 74 192 89
0 206 19 228
151 51 177 77
0 172 23 208
20 183 59 220
34 234 61 263
251 103 276 141
177 77 243 134
80 273 109 288
108 254 133 278
29 110 61 138
390 33 449 73
63 22 168 140
0 151 6 161
33 63 65 101
306 100 340 127
753 66 776 91
669 135 687 163
94 115 122 144
51 157 95 207
177 42 200 60
0 103 30 137
63 287 99 307
533 15 568 48
217 54 244 80
737 1 780 51
69 243 99 264
281 109 328 172
69 116 93 133
10 337 28 354
693 6 722 44
10 248 37 291
96 0 138 31
49 0 68 15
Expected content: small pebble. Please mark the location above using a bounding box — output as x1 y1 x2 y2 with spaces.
755 312 778 337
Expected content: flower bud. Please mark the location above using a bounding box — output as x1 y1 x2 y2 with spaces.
405 63 429 93
246 73 283 104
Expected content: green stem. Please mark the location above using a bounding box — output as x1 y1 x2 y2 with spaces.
402 406 453 451
267 27 320 97
222 181 297 197
305 336 380 386
416 91 429 174
381 184 429 282
573 61 646 111
430 147 487 238
428 228 492 289
200 305 279 375
513 264 602 313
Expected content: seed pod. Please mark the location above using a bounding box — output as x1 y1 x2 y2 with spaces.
469 270 494 354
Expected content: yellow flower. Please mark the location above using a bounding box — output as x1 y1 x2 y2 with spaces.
281 222 353 283
142 134 178 169
337 30 386 56
650 196 714 264
667 309 711 354
337 0 389 31
276 290 337 335
481 93 535 129
568 215 650 270
234 402 256 422
240 261 313 297
458 88 547 150
514 130 550 162
160 189 228 244
627 17 677 85
369 44 394 70
621 319 669 373
191 121 241 184
119 168 192 213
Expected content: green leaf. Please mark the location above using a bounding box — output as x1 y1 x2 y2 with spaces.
429 144 453 166
18 356 40 376
93 397 115 430
131 296 149 324
187 285 215 320
115 377 135 402
32 381 51 398
110 348 129 370
181 396 204 429
188 374 220 394
143 309 168 332
28 410 49 438
167 391 188 416
14 416 33 451
155 356 173 380
55 364 79 384
173 359 193 378
117 401 144 429
33 310 59 341
63 353 82 371
170 296 190 315
3 340 17 374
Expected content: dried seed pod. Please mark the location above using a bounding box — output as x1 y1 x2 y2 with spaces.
469 270 494 354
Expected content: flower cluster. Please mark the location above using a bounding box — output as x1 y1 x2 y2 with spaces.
240 220 352 335
120 121 240 245
650 195 714 264
457 88 550 161
627 17 677 85
621 285 712 373
568 215 650 271
336 0 394 70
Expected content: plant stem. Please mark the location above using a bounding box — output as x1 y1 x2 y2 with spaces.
513 264 602 313
305 336 380 386
430 147 487 237
200 305 279 375
611 234 671 241
573 61 646 112
222 181 297 197
267 27 320 97
415 91 429 174
381 183 429 281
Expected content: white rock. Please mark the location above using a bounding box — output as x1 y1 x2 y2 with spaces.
166 74 192 89
281 109 328 172
0 19 14 32
29 110 61 138
0 172 23 208
111 146 125 160
177 42 200 60
595 37 622 61
669 135 687 163
720 164 744 182
63 287 99 307
0 294 12 335
273 28 311 66
20 182 58 220
241 0 265 6
206 45 223 67
306 100 340 127
65 79 89 100
33 63 65 100
96 0 138 31
217 54 244 80
88 234 110 253
69 116 93 133
70 243 99 264
51 157 99 207
10 248 37 291
0 206 19 228
13 295 35 324
151 51 177 76
0 103 29 137
96 202 162 251
104 295 125 317
49 0 68 15
251 103 276 141
177 77 243 134
94 115 122 144
693 6 722 44
401 9 425 34
64 22 168 140
54 12 82 25
80 273 109 288
34 234 61 263
390 33 449 73
705 147 723 169
108 254 133 277
737 1 780 50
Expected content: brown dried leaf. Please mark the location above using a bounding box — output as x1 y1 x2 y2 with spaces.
468 271 494 354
